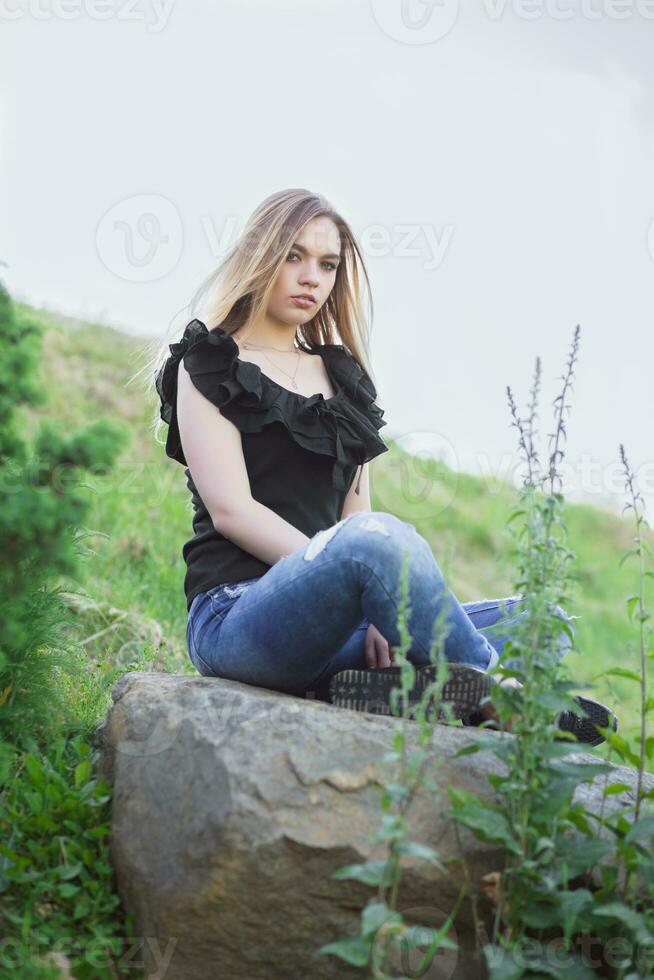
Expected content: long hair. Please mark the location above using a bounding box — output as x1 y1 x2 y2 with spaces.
130 188 379 450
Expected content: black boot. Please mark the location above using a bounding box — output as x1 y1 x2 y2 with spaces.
328 663 494 722
462 693 618 747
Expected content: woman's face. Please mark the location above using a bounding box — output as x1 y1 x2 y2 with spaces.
268 215 341 327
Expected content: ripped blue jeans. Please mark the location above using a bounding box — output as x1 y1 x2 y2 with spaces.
185 511 573 697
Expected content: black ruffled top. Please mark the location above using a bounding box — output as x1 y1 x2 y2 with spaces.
155 318 389 494
155 319 390 610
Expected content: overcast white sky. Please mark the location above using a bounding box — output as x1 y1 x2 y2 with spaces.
2 0 654 524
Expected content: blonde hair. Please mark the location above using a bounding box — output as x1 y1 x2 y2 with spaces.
130 188 379 450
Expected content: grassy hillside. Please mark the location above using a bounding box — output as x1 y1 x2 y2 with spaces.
18 301 653 755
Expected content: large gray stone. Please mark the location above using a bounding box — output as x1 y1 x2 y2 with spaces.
96 671 652 980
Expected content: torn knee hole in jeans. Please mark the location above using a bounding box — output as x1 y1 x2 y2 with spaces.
303 513 391 562
222 582 251 598
359 516 391 536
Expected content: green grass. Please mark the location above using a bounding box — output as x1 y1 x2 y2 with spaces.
16 300 653 754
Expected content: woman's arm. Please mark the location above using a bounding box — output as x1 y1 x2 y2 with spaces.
340 463 371 518
177 360 310 566
217 500 310 566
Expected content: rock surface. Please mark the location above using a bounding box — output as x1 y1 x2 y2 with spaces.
96 671 652 980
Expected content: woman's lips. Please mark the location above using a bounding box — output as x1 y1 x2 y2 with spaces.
291 296 315 309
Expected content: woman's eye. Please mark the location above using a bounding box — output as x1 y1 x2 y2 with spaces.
287 251 338 273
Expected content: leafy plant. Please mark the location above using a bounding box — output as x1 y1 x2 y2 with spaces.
0 281 128 765
0 282 139 978
318 325 654 979
447 328 654 977
316 552 467 978
0 732 136 978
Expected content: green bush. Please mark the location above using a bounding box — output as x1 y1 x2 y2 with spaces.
0 282 137 977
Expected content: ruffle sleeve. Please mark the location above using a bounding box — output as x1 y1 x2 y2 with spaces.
155 318 390 493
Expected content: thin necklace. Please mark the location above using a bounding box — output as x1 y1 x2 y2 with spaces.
241 336 303 391
240 330 360 488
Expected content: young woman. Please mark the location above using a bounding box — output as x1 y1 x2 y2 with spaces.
152 188 617 745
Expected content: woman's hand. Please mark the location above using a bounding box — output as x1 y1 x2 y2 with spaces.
364 623 397 669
